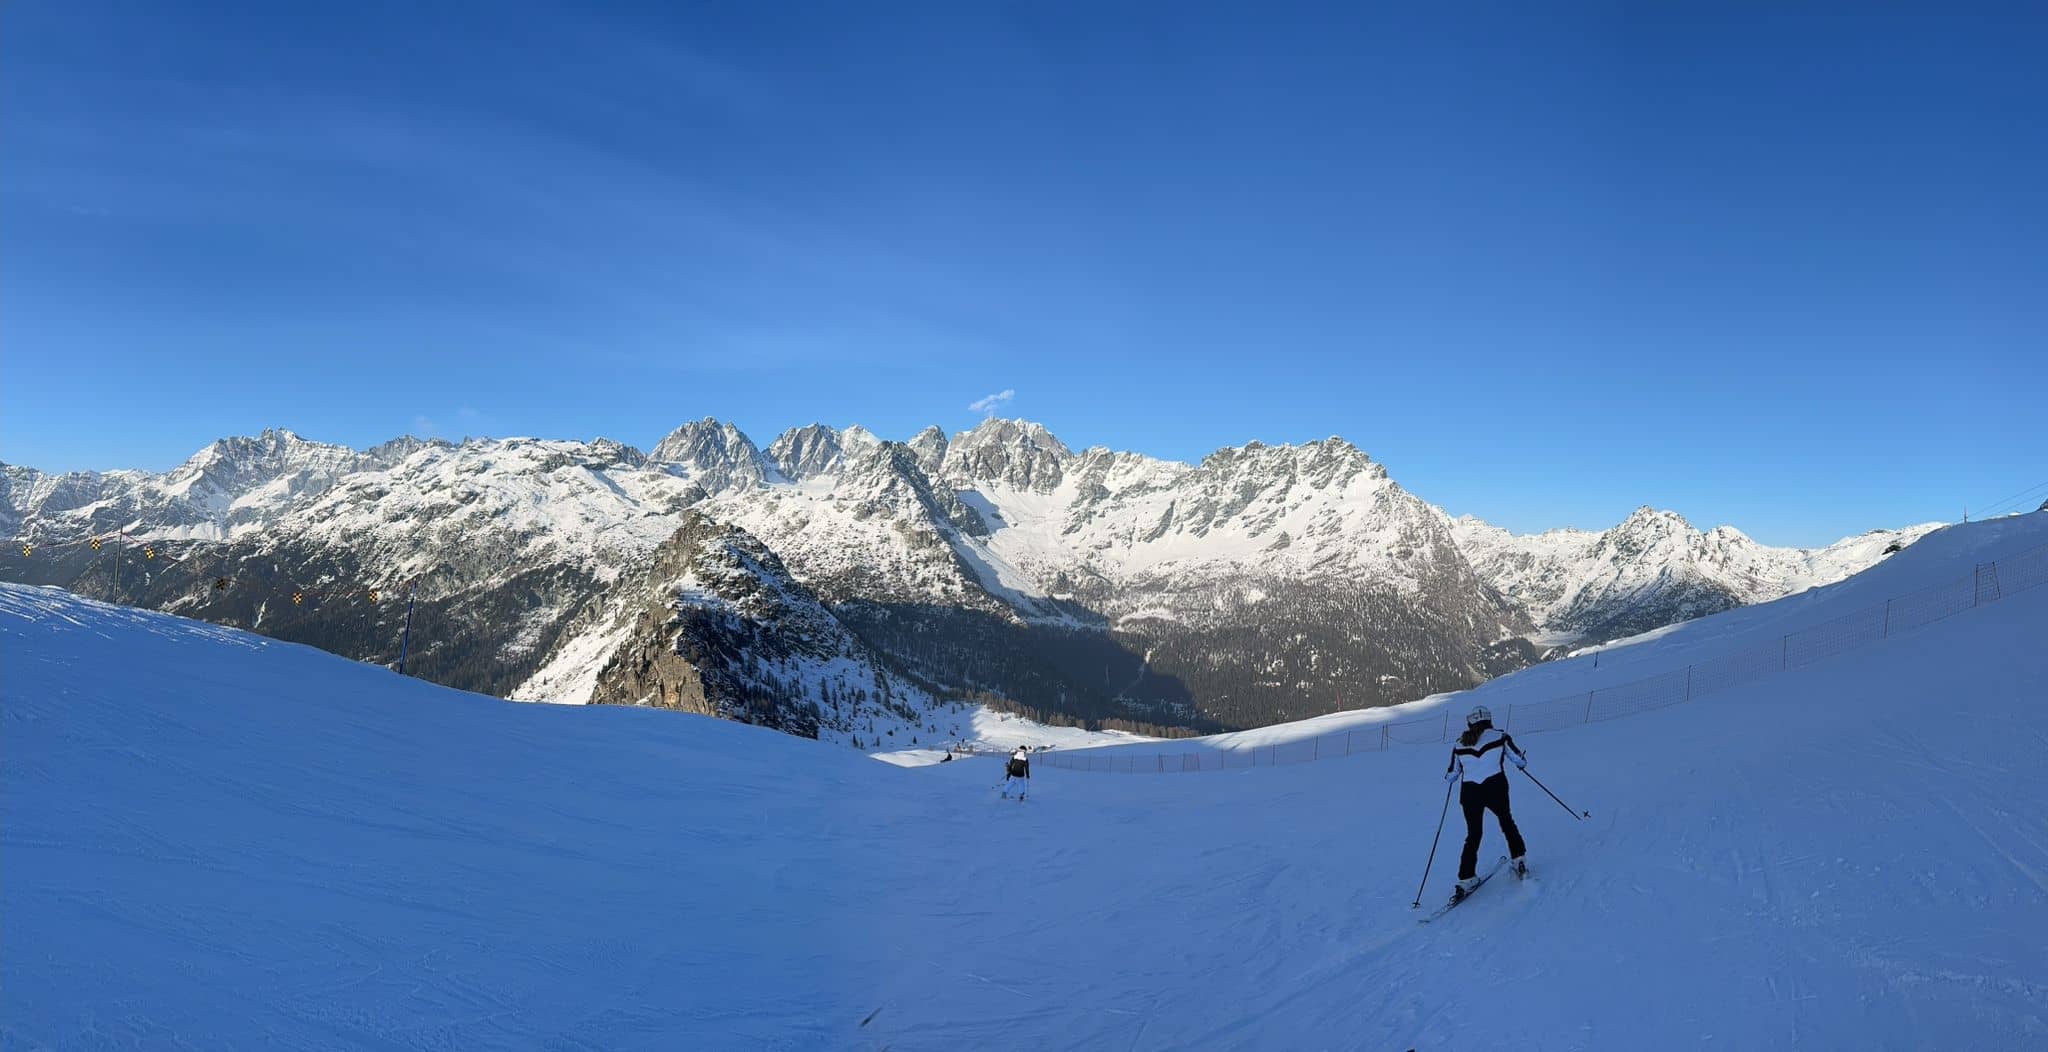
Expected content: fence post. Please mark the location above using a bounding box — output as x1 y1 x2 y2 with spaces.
1156 755 1163 773
1441 711 1450 742
1883 599 1891 638
1781 635 1788 670
1381 724 1390 750
1684 665 1692 702
1346 730 1353 756
1312 736 1319 761
1584 690 1594 723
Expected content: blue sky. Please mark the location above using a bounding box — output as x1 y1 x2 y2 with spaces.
5 2 2044 546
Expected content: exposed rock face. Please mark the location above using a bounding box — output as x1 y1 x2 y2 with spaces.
907 426 949 476
582 512 933 741
939 418 1073 494
761 421 872 478
649 419 774 492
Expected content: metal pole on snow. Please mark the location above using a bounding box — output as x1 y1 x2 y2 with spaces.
1519 765 1589 820
398 578 419 675
1411 775 1457 908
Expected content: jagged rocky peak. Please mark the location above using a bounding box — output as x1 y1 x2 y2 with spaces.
1617 505 1694 528
164 428 370 502
1598 506 1698 558
1298 436 1388 485
524 436 650 473
181 428 354 473
0 465 121 536
656 511 810 619
1066 446 1185 506
202 427 310 458
838 425 882 455
1703 523 1754 545
649 418 771 492
1198 435 1388 489
583 437 648 469
835 439 990 537
943 418 1074 492
767 424 848 480
907 425 948 474
364 435 452 468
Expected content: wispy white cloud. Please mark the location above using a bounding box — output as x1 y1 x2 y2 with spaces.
969 389 1015 416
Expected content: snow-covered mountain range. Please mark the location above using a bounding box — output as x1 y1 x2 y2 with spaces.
1445 506 1937 644
0 421 1941 736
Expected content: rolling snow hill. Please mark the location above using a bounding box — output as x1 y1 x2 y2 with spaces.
3 516 2044 1049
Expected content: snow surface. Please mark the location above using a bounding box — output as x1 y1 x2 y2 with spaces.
5 516 2047 1048
869 706 1156 766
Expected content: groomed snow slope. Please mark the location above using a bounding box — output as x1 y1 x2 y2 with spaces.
870 706 1159 767
4 518 2046 1049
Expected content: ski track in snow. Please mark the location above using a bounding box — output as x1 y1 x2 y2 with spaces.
3 515 2047 1049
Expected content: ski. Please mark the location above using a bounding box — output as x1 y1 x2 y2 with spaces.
1419 855 1508 924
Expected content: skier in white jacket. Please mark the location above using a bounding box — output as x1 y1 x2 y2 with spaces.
1002 747 1031 799
1444 705 1528 900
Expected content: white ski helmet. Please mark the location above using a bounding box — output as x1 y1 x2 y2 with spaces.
1466 706 1492 728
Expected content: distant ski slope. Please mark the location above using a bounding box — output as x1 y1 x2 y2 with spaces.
3 514 2045 1049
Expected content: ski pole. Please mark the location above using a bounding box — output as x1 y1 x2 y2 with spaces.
1518 766 1589 820
398 577 418 676
1410 776 1457 908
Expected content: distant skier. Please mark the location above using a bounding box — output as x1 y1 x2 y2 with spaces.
1002 747 1031 799
1445 705 1527 901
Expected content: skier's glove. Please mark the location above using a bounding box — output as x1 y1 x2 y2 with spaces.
1512 752 1528 769
1444 767 1459 784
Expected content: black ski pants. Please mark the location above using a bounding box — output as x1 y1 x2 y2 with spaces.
1458 773 1526 880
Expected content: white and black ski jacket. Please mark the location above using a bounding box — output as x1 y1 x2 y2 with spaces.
1447 725 1524 785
